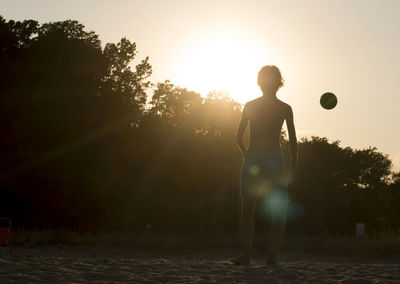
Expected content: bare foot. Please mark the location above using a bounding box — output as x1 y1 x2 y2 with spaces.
230 255 250 265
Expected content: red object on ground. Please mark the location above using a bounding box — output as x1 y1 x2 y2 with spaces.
0 217 12 255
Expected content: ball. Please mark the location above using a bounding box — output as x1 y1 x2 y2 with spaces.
320 92 337 110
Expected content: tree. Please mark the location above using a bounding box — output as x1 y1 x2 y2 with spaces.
0 16 153 229
102 37 152 118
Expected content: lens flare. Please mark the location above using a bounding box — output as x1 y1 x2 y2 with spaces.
249 165 260 175
260 189 289 222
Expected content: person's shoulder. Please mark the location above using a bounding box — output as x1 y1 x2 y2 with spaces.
277 99 292 111
243 98 257 110
246 97 260 105
276 99 293 117
246 97 264 107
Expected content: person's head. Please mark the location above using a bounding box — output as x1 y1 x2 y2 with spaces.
257 65 284 95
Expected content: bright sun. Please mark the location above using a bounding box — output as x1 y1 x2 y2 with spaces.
176 32 274 104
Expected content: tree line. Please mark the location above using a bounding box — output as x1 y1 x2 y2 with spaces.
0 16 399 236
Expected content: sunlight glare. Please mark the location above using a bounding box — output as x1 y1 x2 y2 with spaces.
176 32 276 104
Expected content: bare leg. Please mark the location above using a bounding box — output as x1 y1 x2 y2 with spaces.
266 220 286 264
266 190 288 264
231 196 257 264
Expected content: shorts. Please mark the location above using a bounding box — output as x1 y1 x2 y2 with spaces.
240 155 289 223
240 155 288 200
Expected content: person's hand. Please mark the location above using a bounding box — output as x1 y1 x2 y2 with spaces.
242 150 249 160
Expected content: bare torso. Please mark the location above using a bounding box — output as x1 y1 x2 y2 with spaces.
244 96 288 158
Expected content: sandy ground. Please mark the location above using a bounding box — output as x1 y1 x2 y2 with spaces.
0 246 399 283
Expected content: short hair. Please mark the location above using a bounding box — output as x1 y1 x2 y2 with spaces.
257 65 284 91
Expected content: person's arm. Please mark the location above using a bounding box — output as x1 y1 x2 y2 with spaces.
236 103 249 157
286 105 298 179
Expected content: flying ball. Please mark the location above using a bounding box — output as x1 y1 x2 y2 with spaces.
320 92 337 110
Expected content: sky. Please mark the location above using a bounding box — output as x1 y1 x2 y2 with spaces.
2 0 400 170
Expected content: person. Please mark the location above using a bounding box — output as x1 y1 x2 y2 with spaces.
231 65 298 265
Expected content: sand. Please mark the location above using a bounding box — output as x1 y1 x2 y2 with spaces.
0 247 399 283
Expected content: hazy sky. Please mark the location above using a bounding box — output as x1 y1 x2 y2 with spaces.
2 0 400 170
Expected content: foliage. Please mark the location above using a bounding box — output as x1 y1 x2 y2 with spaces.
0 16 399 236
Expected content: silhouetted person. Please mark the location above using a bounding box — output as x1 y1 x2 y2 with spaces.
231 65 297 265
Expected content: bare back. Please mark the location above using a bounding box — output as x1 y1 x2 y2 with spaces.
242 96 290 158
